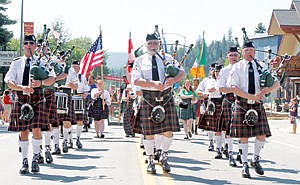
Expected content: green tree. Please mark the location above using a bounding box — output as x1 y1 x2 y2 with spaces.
6 37 19 52
255 23 266 33
0 0 16 51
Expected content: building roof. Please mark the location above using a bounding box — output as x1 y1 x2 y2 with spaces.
268 1 300 34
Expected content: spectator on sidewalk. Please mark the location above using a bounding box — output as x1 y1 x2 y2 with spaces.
2 90 12 124
0 93 4 126
289 98 298 134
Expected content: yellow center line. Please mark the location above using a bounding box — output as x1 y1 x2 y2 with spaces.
135 137 175 185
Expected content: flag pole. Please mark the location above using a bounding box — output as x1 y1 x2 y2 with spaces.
100 25 105 111
196 31 205 79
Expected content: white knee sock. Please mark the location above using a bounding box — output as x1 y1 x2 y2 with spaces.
44 131 52 147
154 134 163 150
227 137 234 152
208 131 214 142
52 128 59 146
19 140 29 159
253 139 265 161
240 143 248 163
63 127 69 141
76 125 83 138
215 135 222 149
144 139 155 156
32 138 42 155
162 136 173 153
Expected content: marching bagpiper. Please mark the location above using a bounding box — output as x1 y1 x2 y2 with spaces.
227 41 279 178
216 46 240 167
4 35 55 174
131 33 185 174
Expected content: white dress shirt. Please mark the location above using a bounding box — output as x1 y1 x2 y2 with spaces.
91 88 111 106
4 56 55 85
131 53 183 90
216 64 233 90
65 68 89 93
228 59 268 93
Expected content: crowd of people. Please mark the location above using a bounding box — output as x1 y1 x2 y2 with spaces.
2 29 298 180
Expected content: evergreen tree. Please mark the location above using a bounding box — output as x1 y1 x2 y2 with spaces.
0 0 16 51
255 22 266 33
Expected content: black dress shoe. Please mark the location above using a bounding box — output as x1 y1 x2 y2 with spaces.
31 155 40 173
19 158 29 174
62 140 68 153
229 156 237 167
236 153 242 164
154 149 162 162
250 157 264 175
208 144 214 151
160 152 171 173
215 149 222 159
76 139 83 149
82 126 88 132
52 145 61 155
223 144 229 158
242 163 251 178
147 161 156 174
68 141 73 148
100 134 105 138
37 154 44 164
45 150 53 164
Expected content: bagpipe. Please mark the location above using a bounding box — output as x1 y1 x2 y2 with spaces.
153 25 194 78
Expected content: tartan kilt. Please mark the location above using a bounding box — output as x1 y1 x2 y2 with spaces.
197 99 208 129
132 107 143 134
74 98 88 122
229 98 271 138
57 88 77 125
123 99 134 134
9 89 50 132
44 89 59 127
140 88 180 135
92 98 109 121
199 98 222 132
180 98 193 120
218 94 235 134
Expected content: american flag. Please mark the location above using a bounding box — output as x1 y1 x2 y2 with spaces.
79 33 104 78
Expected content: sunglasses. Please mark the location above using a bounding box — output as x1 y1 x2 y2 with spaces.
147 41 159 45
209 67 215 71
23 41 35 45
229 54 239 57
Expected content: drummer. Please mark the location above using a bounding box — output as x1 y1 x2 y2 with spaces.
64 60 89 150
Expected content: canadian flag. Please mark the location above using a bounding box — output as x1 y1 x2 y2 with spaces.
127 32 135 73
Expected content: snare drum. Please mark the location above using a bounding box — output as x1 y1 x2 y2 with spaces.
55 92 68 114
72 95 84 114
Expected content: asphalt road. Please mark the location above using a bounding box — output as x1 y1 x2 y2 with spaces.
0 119 299 185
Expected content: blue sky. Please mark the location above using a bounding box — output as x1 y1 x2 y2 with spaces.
4 0 291 52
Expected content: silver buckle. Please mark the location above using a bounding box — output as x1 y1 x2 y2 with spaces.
155 97 163 102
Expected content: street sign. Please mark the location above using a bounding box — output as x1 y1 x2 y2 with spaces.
24 22 34 35
0 51 18 66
